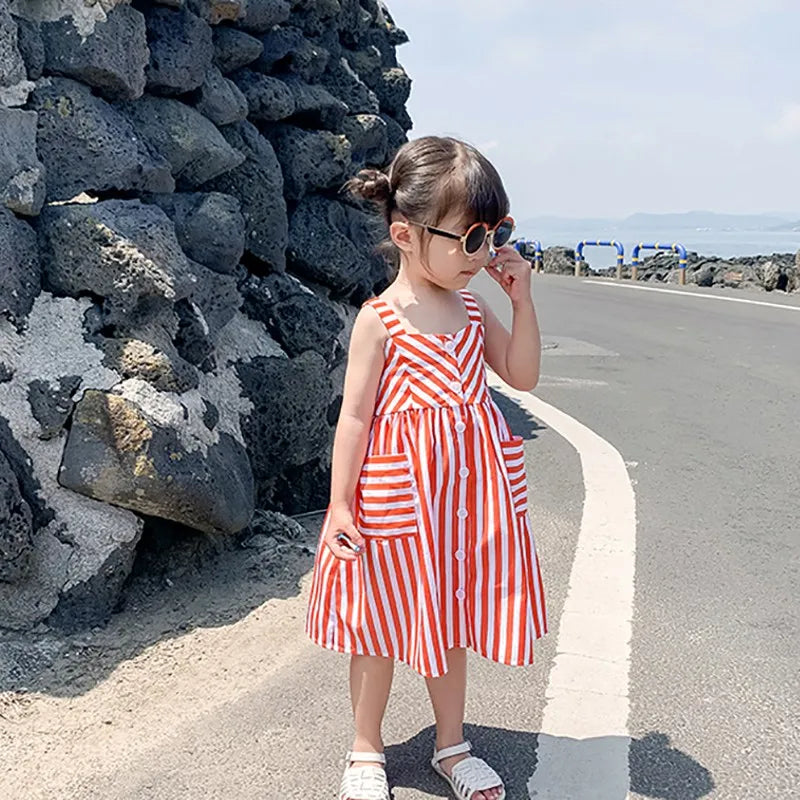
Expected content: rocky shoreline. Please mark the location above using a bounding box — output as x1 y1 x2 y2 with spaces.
530 246 800 293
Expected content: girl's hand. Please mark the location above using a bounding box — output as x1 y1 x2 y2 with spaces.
324 505 365 561
484 245 533 305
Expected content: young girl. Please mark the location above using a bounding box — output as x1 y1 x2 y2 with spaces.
305 136 547 800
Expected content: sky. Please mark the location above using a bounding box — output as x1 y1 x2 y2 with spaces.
391 0 800 219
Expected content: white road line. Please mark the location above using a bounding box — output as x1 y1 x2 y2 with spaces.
535 376 609 388
488 374 637 800
583 279 800 312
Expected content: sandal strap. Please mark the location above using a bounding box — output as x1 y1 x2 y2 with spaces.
451 756 504 795
339 764 389 800
432 739 472 763
346 750 386 765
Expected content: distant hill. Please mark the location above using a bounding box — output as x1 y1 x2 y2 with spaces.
518 215 614 232
619 211 793 231
767 220 800 232
519 211 800 233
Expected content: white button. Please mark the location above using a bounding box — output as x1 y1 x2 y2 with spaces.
457 508 468 519
455 422 466 433
455 588 466 600
445 340 456 352
455 549 466 561
450 380 461 391
459 467 470 478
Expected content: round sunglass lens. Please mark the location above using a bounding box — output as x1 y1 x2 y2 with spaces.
493 220 514 248
464 225 487 254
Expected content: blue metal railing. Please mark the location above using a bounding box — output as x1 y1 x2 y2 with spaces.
575 240 625 278
631 242 688 284
510 237 690 283
514 239 543 271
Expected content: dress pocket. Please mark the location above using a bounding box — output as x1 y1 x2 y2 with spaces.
500 435 528 515
356 452 419 539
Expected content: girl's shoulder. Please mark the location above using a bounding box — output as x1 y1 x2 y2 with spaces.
364 289 481 337
353 298 391 349
360 292 405 337
466 289 486 317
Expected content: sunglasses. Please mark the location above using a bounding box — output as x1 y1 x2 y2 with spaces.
407 215 515 256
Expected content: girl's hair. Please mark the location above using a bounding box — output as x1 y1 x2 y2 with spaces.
345 136 509 267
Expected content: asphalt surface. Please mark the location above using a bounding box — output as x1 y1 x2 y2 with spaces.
517 275 800 800
39 274 800 799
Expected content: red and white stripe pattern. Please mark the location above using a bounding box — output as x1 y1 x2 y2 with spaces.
306 290 547 678
357 454 418 537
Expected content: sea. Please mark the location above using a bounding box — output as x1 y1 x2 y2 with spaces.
517 227 800 267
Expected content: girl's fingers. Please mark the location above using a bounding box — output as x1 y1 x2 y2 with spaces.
488 245 515 264
491 244 527 264
325 534 359 561
484 264 503 281
333 543 358 561
345 524 365 549
341 525 367 553
485 265 514 294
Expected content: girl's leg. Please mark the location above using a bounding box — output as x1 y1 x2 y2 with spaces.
424 647 503 800
348 653 394 768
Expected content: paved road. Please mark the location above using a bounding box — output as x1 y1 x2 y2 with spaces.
26 274 798 799
522 276 800 800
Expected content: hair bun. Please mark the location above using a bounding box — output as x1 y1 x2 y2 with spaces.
347 168 392 203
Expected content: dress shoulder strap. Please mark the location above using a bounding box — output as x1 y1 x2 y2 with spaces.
361 296 405 336
458 289 483 323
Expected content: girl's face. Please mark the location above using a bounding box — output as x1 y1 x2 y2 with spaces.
398 210 493 289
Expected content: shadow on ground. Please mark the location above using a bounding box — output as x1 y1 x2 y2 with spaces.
0 510 322 698
387 725 714 799
490 387 546 442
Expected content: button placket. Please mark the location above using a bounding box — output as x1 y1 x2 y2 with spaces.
453 414 468 603
455 503 468 597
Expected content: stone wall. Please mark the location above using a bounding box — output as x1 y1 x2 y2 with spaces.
0 0 410 631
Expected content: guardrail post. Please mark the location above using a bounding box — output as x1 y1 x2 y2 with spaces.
632 242 688 285
631 243 641 281
575 240 625 278
677 243 688 285
514 239 543 272
575 241 584 276
532 240 543 272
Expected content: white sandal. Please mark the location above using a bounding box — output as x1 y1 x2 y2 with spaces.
339 750 390 800
431 740 506 800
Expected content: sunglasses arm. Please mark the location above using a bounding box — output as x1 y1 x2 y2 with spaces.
426 225 463 242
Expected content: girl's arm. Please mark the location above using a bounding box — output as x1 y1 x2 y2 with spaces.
472 252 542 392
328 305 388 512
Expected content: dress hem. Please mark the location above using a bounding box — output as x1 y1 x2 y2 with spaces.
305 629 542 679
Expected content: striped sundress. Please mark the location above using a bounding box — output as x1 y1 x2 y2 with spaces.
305 289 547 678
